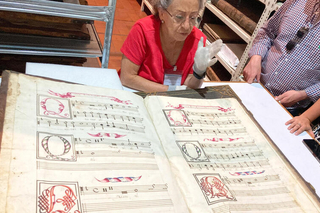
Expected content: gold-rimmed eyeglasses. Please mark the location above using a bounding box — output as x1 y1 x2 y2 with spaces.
164 9 202 26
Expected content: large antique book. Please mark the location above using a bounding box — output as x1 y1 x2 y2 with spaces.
0 71 319 213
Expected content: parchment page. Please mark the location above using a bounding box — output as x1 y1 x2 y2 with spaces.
145 95 320 213
0 72 188 213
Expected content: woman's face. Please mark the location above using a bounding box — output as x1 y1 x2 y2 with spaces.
159 0 200 42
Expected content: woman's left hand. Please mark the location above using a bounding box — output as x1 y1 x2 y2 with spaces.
285 115 314 137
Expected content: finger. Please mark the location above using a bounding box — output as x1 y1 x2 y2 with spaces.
276 93 284 99
285 119 294 125
306 129 314 137
209 39 223 51
209 39 222 47
287 124 294 130
294 128 304 135
197 37 204 49
290 124 301 133
246 76 255 84
275 97 282 104
256 74 261 82
208 58 218 67
290 127 299 134
209 39 223 57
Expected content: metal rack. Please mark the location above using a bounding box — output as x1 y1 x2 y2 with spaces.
204 0 281 80
140 0 155 14
0 0 116 68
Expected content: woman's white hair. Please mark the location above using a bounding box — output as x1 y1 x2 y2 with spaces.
151 0 205 17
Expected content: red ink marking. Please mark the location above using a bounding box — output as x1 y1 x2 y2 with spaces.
96 176 142 183
166 102 234 112
38 185 79 213
48 90 132 105
200 176 234 200
204 137 243 142
230 170 265 176
41 98 69 118
88 132 126 138
167 110 191 126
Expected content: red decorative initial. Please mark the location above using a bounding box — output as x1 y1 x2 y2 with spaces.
38 185 80 213
41 98 69 118
200 176 234 200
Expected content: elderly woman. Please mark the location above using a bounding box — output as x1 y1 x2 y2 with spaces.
119 0 222 92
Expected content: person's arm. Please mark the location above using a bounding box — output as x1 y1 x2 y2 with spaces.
120 55 169 92
242 55 262 83
275 90 308 107
183 74 203 89
275 79 320 107
244 0 294 83
286 99 320 136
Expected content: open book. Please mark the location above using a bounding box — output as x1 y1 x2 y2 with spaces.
0 71 319 213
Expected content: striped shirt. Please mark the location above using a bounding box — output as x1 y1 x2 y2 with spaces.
249 0 320 109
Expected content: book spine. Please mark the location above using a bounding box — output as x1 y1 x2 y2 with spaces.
211 0 257 34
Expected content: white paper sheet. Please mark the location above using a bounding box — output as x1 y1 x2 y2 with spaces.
26 62 123 90
202 82 320 197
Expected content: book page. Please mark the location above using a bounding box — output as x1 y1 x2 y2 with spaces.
145 95 320 213
0 72 188 213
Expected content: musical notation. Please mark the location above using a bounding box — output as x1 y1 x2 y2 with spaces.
205 150 264 161
188 159 270 170
185 111 235 118
224 174 280 185
220 201 300 212
80 184 168 195
172 127 246 135
200 141 256 149
71 100 139 112
232 187 289 197
82 199 174 212
76 150 155 159
72 111 143 123
37 161 159 171
189 119 241 126
37 118 145 133
75 138 151 148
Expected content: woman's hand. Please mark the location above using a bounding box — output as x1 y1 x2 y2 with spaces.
193 38 223 78
285 116 314 137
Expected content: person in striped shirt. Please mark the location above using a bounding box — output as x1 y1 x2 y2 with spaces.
243 0 320 116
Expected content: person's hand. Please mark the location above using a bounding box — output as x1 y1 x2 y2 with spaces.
285 115 314 137
243 55 262 83
275 90 307 107
193 38 223 78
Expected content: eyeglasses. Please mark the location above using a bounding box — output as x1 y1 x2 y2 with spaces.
286 26 309 51
286 2 319 51
164 9 201 26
